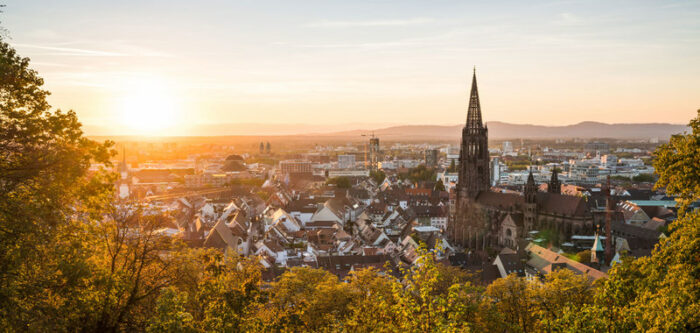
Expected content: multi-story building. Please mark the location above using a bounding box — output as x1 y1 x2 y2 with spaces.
584 142 610 155
490 157 500 186
328 169 370 178
367 137 380 170
424 149 439 167
337 154 356 169
502 141 513 154
279 160 313 175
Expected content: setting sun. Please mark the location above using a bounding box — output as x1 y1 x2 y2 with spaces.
117 76 181 135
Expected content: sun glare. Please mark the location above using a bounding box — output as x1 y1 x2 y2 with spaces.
118 76 181 135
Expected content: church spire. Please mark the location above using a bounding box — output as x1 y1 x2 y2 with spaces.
548 168 561 195
466 68 483 129
525 167 537 203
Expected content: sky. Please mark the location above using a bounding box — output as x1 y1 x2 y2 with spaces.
2 0 699 135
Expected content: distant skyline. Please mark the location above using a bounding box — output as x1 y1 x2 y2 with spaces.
2 0 699 135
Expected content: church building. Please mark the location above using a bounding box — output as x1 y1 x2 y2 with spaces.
448 70 597 250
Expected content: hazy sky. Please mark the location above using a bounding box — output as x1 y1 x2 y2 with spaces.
2 0 699 135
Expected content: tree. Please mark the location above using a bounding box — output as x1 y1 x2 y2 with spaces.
399 165 436 183
653 109 700 213
587 212 700 332
0 37 114 329
482 274 537 332
632 173 655 183
370 169 386 184
532 269 594 331
196 252 265 332
327 176 351 189
576 249 592 263
344 268 401 331
146 287 196 333
85 211 195 332
262 267 352 331
448 159 457 172
393 246 482 332
435 179 446 191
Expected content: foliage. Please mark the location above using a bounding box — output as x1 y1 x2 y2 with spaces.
448 159 457 172
584 212 700 332
576 250 592 263
534 228 560 248
0 36 115 329
653 109 700 213
399 165 436 183
632 173 655 183
327 176 351 189
435 179 446 191
611 175 631 181
146 287 196 333
370 169 386 184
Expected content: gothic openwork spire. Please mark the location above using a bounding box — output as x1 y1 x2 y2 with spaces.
466 68 483 129
456 67 490 200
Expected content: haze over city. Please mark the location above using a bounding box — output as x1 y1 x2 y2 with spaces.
2 0 699 136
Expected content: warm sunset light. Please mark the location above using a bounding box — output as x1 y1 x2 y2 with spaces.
1 1 699 331
117 76 181 135
3 1 697 136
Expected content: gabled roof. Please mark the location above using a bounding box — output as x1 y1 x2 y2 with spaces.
203 219 239 251
228 221 248 238
536 192 589 217
612 220 662 240
642 217 666 231
285 199 319 213
262 239 284 252
475 191 523 210
502 213 524 227
526 243 607 281
495 252 524 276
305 221 339 229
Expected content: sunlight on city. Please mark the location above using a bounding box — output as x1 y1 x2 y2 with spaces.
1 1 699 331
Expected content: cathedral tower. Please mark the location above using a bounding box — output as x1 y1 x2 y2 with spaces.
523 168 538 232
457 69 490 200
548 168 561 195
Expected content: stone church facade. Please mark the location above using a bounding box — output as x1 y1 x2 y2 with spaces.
448 71 596 250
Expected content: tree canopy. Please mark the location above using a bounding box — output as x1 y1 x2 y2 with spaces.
653 109 700 213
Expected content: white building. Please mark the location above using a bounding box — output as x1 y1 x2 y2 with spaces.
328 169 369 178
601 154 618 167
502 141 513 154
337 154 356 169
490 157 501 186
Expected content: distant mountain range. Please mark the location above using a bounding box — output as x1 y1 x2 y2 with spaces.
85 121 689 141
318 121 690 140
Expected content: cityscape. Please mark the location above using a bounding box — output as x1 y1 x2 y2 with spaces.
1 1 699 332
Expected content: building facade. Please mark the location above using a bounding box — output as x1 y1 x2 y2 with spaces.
449 70 596 250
